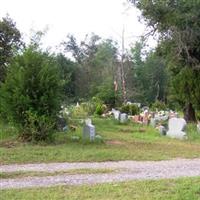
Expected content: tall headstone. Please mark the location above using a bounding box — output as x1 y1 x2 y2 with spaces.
167 117 187 139
83 119 96 141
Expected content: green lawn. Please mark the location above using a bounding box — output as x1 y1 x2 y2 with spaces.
0 118 200 164
1 177 200 200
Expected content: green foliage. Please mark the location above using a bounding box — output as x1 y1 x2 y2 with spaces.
130 42 168 104
55 53 77 101
95 104 106 116
96 79 117 107
151 101 167 111
63 34 118 102
70 105 88 119
120 104 140 115
23 111 55 142
0 47 63 142
80 102 96 116
131 0 200 121
0 15 23 82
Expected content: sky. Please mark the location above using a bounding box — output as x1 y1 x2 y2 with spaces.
0 0 154 52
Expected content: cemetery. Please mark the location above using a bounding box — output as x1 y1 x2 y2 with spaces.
1 102 200 165
1 0 200 199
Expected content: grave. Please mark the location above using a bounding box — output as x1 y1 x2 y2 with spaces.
83 119 96 141
166 117 187 139
112 109 121 120
120 113 128 123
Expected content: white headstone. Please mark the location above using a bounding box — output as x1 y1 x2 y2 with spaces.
120 113 128 123
83 124 95 141
112 109 121 120
167 117 187 139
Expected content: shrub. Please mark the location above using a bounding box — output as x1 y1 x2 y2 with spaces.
23 111 55 142
120 104 140 115
88 97 106 116
151 101 167 111
95 104 104 115
0 47 63 142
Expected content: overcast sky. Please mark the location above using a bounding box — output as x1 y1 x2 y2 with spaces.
0 0 153 51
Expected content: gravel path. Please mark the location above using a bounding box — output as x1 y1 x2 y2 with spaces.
1 159 200 189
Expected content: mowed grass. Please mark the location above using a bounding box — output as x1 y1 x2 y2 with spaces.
0 118 200 164
1 177 200 200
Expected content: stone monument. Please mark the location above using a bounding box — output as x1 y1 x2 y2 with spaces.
166 117 187 139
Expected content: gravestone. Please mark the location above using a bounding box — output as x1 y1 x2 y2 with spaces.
83 122 96 141
166 117 187 139
120 113 128 123
112 109 121 120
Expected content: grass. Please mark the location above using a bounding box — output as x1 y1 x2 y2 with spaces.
1 177 200 199
0 168 115 179
0 118 200 164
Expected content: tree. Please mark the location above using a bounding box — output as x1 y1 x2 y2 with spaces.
142 52 168 104
0 46 63 142
63 33 101 99
62 34 119 104
56 53 77 102
130 0 200 121
0 15 23 82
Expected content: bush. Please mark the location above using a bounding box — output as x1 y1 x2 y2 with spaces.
151 101 167 111
120 104 140 115
23 111 55 142
91 97 106 116
0 47 63 142
95 104 106 115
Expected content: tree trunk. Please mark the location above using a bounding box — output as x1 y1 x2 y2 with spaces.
183 102 196 123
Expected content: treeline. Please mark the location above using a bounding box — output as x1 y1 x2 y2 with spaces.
1 7 200 127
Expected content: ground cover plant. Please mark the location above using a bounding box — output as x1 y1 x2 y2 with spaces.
0 118 200 164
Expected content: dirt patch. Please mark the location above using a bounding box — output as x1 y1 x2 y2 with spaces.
0 140 19 148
